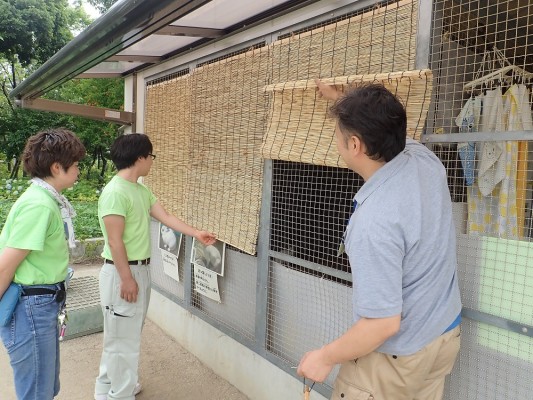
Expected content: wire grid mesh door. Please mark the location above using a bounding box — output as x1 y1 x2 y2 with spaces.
429 1 533 398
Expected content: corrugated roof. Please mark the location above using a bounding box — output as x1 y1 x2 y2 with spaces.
10 0 317 100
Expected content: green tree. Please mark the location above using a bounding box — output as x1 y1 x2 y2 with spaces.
0 0 94 177
48 77 124 181
0 107 71 178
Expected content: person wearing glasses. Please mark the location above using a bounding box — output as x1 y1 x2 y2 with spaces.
297 82 462 400
0 129 86 399
94 133 215 400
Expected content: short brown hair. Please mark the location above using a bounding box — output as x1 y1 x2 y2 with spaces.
22 128 86 178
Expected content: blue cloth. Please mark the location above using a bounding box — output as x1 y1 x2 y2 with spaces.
0 283 21 326
458 143 476 186
455 96 480 186
0 284 64 399
443 313 462 334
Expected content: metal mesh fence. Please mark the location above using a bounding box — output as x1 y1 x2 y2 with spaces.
429 1 533 397
191 247 257 341
270 160 362 275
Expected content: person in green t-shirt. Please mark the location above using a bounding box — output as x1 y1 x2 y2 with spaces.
94 133 215 400
0 128 86 400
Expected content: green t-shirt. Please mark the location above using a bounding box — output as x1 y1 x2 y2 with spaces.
99 175 157 260
0 185 69 285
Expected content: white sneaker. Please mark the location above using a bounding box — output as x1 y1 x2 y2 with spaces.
94 383 142 400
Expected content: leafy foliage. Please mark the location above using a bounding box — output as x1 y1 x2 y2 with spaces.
0 107 72 164
0 171 108 239
0 0 79 66
0 0 122 239
0 199 100 240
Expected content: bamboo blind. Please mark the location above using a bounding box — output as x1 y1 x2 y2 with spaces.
185 47 270 255
262 70 433 167
270 0 418 84
145 75 191 220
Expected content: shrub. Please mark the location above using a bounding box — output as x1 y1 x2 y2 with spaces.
0 177 103 240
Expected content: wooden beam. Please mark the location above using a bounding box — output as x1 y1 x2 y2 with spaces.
77 73 124 78
155 25 225 38
106 55 163 63
17 98 134 125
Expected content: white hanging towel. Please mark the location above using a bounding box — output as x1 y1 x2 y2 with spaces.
477 88 506 196
467 84 528 239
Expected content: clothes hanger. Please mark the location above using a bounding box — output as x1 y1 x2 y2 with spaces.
463 47 533 91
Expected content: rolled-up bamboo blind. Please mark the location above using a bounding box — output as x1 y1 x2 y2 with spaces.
263 0 422 167
261 70 433 167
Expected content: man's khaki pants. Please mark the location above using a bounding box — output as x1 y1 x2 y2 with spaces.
331 326 460 400
95 263 151 400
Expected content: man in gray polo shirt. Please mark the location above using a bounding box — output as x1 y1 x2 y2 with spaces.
297 82 462 400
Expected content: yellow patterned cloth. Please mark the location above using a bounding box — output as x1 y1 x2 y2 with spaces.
467 84 530 239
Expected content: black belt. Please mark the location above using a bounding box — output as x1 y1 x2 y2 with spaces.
104 258 150 266
21 282 66 303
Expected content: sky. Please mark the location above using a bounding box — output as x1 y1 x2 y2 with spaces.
82 2 101 19
69 0 102 20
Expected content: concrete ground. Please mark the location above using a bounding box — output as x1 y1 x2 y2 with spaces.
0 262 248 400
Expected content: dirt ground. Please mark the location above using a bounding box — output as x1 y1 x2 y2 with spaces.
0 262 248 400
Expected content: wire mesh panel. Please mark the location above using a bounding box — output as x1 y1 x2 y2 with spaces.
267 161 360 392
445 195 533 400
430 0 533 133
270 161 362 272
267 259 352 388
191 247 257 341
444 318 532 400
429 2 533 396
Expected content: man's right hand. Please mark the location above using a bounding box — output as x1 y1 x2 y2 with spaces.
120 276 139 303
315 78 341 101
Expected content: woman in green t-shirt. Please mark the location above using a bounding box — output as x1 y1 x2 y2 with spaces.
0 128 86 400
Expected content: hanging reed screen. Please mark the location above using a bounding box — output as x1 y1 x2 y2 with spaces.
270 0 418 84
144 74 191 221
185 47 270 255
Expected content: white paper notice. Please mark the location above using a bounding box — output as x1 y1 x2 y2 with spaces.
193 264 221 303
161 250 179 282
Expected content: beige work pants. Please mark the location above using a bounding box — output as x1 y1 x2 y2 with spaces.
95 263 151 400
331 326 461 400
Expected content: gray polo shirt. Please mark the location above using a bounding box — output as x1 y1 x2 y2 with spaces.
344 139 462 355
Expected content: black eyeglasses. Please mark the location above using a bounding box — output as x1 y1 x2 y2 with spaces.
148 153 156 160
